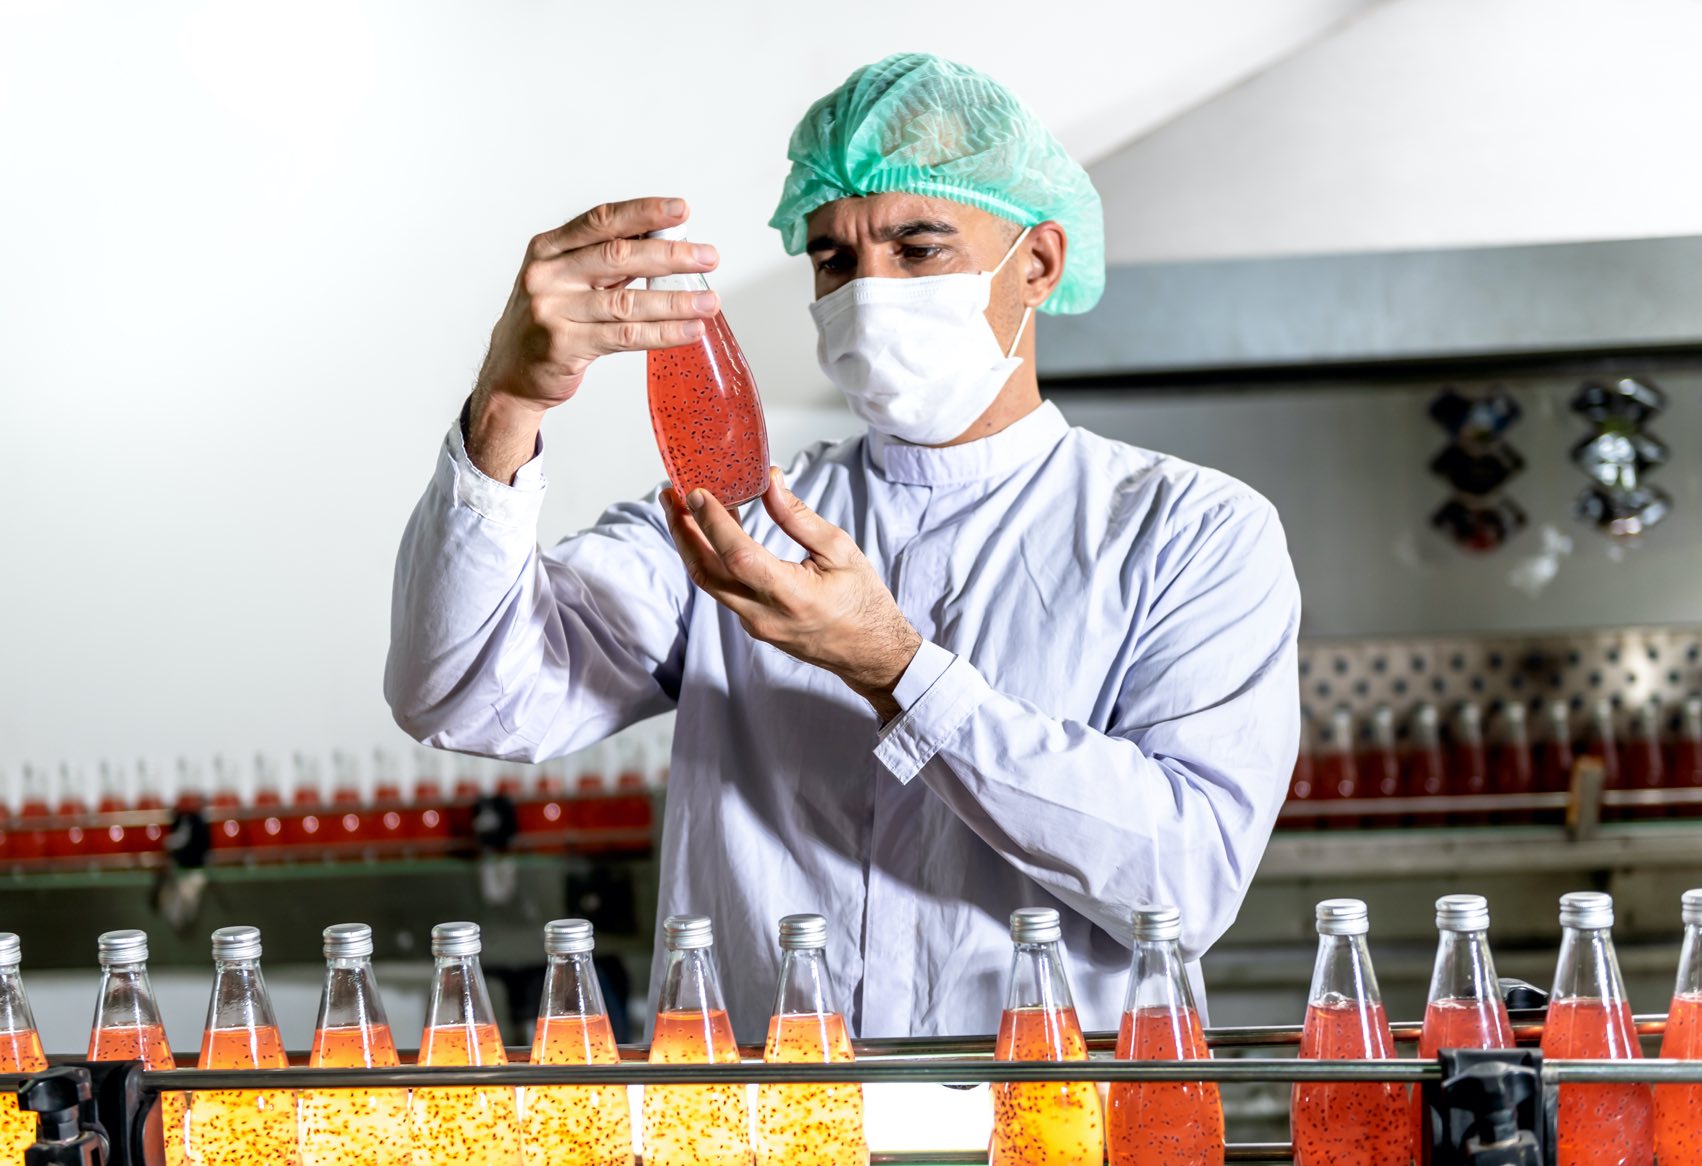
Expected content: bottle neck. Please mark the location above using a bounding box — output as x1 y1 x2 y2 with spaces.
205 959 280 1033
0 966 38 1036
1005 940 1077 1014
1428 929 1501 1004
1551 926 1630 1004
648 271 712 294
426 954 499 1030
658 946 728 1016
539 951 608 1020
1121 937 1197 1017
317 957 391 1032
1308 932 1384 1009
94 962 165 1031
773 948 837 1017
1674 922 1701 999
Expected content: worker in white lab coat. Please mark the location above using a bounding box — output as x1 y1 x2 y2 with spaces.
386 52 1300 1040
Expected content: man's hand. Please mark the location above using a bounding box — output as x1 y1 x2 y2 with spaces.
663 468 923 722
466 197 723 483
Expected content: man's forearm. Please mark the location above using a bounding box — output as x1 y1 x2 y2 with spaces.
464 388 546 484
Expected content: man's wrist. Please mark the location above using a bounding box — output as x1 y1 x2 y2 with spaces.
851 623 923 723
464 388 546 484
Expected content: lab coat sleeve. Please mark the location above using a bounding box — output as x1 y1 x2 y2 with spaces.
873 494 1301 960
383 420 691 761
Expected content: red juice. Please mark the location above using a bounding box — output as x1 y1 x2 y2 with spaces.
92 1022 187 1165
1109 1006 1222 1166
1292 999 1409 1166
1414 998 1514 1158
1656 991 1702 1166
1539 998 1653 1166
647 313 769 509
1286 750 1320 831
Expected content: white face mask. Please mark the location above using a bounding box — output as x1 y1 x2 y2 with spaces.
809 227 1033 446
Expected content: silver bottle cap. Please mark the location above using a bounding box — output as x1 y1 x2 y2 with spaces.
1681 888 1702 927
1316 898 1370 936
544 919 595 955
1559 891 1614 930
664 915 713 950
1130 904 1183 942
98 930 150 966
0 933 19 968
1010 907 1062 945
431 921 482 957
323 923 374 960
1435 895 1491 933
211 925 262 962
778 914 828 950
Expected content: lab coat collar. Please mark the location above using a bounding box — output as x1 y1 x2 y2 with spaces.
866 400 1069 486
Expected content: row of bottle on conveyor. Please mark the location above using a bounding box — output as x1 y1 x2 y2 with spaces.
0 737 664 867
2 889 1701 1166
1283 694 1702 828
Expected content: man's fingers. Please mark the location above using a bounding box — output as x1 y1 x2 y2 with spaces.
563 287 720 325
661 490 760 608
586 318 707 355
559 237 718 287
686 489 783 595
762 468 855 563
529 197 688 260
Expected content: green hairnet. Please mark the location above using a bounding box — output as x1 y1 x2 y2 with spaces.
769 52 1105 315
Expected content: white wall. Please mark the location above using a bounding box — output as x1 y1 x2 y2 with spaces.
1092 0 1702 263
0 0 1374 779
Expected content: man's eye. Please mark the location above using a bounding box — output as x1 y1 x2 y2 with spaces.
814 253 854 274
902 246 943 261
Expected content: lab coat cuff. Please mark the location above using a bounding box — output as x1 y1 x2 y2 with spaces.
874 647 990 785
444 418 547 528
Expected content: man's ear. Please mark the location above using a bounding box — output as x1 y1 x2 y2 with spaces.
1024 220 1067 309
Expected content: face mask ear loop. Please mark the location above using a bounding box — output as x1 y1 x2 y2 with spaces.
1004 305 1034 359
990 225 1033 277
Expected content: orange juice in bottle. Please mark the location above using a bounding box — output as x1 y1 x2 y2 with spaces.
88 929 187 1166
991 908 1104 1166
755 914 866 1166
520 919 632 1166
298 924 409 1166
412 921 521 1166
643 914 750 1166
187 925 299 1165
0 933 48 1162
1108 906 1222 1166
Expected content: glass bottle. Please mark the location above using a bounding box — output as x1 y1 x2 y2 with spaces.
0 933 48 1163
412 921 521 1166
1291 899 1409 1166
1582 700 1622 819
408 748 450 851
755 914 867 1166
644 224 769 508
298 924 409 1166
1536 700 1576 824
1539 892 1653 1166
1317 707 1360 829
990 907 1105 1166
91 760 128 858
1414 895 1514 1162
1656 887 1702 1166
370 748 409 855
643 914 749 1166
89 930 187 1166
1107 905 1223 1166
1623 700 1665 819
1448 702 1490 823
1407 703 1448 826
49 762 89 860
251 754 287 852
328 750 370 852
1677 698 1702 818
188 925 298 1165
1490 703 1536 823
1362 704 1405 828
284 751 326 855
135 757 168 850
521 919 633 1166
1285 714 1319 831
207 755 245 852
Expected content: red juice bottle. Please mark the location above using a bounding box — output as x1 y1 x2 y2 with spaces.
1656 888 1702 1166
407 750 451 852
643 915 748 1166
1407 703 1449 827
207 755 246 854
1582 700 1623 821
1623 700 1665 820
645 224 769 509
0 933 48 1163
90 760 129 858
299 924 409 1166
328 751 370 853
1448 703 1490 824
1490 703 1536 824
1109 905 1223 1166
414 922 521 1166
991 908 1104 1166
189 926 299 1165
1362 705 1405 828
1291 899 1409 1166
1536 701 1576 825
50 762 91 861
1414 895 1514 1162
1539 892 1653 1166
88 930 187 1166
1674 698 1702 819
1284 715 1319 831
522 919 634 1166
1316 708 1360 830
249 754 286 855
369 749 408 856
134 758 168 854
284 752 327 857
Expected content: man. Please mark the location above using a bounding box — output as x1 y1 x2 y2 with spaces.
387 53 1299 1040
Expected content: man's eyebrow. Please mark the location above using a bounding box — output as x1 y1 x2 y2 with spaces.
804 219 960 253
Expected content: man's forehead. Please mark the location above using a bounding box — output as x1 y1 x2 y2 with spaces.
804 193 1003 245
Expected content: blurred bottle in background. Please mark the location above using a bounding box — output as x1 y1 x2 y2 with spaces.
50 762 90 861
1316 707 1360 830
1361 705 1405 829
1448 703 1490 824
1675 698 1702 819
1406 704 1448 827
1622 700 1666 820
1284 715 1319 831
1489 703 1535 824
1582 699 1622 820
